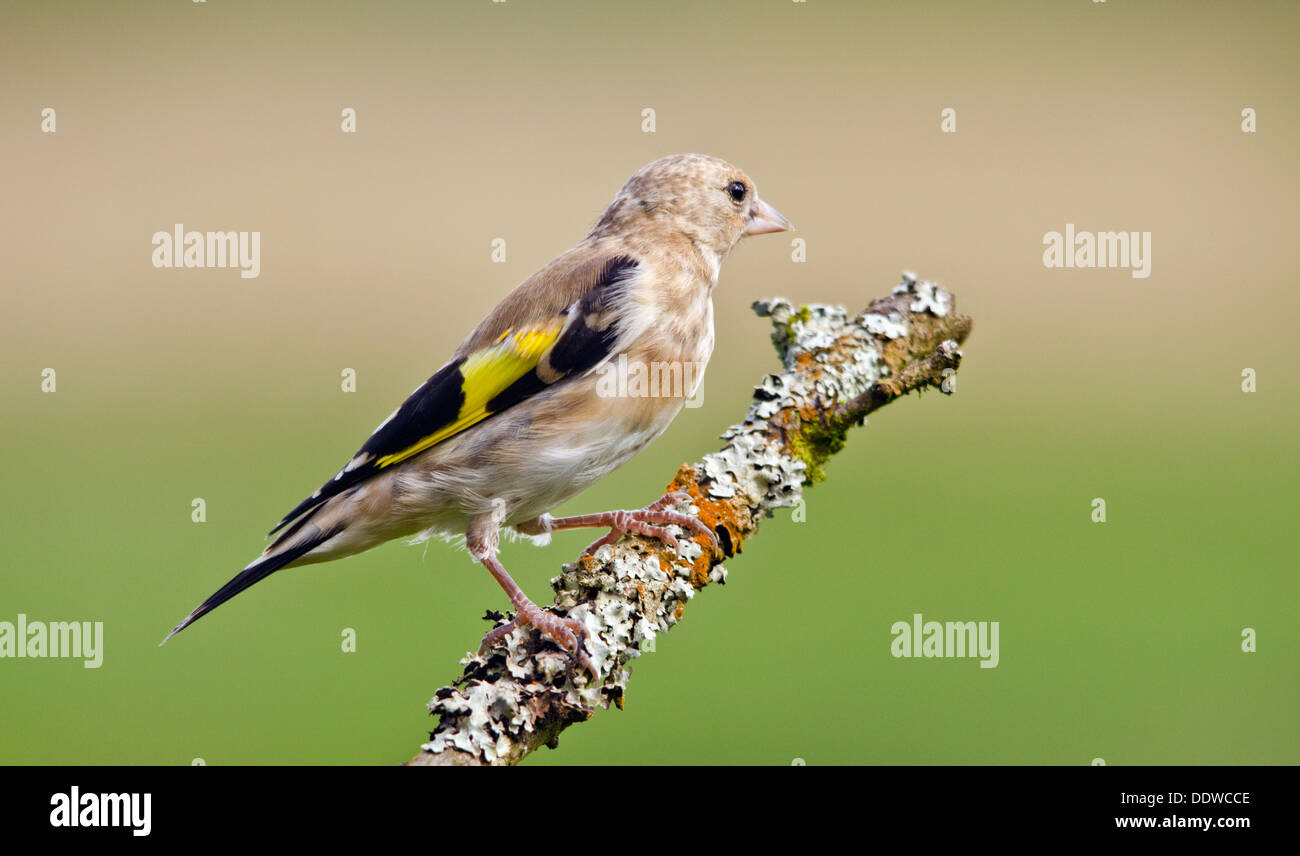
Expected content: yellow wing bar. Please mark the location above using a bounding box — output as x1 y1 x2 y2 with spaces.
373 321 563 468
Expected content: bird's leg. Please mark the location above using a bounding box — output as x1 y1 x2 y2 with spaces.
477 556 598 680
516 491 719 557
468 509 597 681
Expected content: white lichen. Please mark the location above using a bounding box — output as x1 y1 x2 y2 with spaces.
419 274 961 765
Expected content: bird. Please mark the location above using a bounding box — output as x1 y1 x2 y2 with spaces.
161 153 792 679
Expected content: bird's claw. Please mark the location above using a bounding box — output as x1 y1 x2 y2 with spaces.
580 491 720 557
479 605 599 682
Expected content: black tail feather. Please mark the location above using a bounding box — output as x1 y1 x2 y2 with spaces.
160 525 341 645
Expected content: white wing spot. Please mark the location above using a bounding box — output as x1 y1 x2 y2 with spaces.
344 452 372 473
371 406 401 437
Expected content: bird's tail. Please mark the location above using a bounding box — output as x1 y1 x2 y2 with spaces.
160 524 342 645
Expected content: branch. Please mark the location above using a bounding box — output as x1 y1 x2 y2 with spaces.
407 272 973 766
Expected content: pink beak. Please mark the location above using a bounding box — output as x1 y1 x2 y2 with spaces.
745 198 793 235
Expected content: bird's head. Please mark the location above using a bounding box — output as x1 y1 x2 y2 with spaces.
591 153 792 259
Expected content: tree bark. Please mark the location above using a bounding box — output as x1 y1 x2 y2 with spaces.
407 273 973 766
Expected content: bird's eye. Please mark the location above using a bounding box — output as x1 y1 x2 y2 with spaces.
727 181 747 203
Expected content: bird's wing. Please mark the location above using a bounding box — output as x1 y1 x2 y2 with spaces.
268 252 641 537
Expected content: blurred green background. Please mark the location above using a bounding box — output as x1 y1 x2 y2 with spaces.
2 0 1296 764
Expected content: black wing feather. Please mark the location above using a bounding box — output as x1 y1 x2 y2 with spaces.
162 522 345 643
268 358 466 535
268 254 640 537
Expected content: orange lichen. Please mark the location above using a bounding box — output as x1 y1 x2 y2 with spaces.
660 466 751 588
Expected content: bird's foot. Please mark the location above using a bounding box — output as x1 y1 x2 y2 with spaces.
555 491 718 557
479 602 598 682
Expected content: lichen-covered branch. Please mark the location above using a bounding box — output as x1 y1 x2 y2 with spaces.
407 273 973 766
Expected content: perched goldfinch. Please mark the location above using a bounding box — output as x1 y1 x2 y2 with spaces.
163 153 791 678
